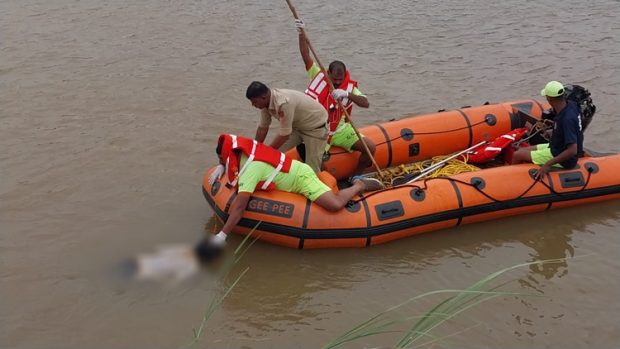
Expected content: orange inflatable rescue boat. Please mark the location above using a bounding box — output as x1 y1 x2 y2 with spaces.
203 89 618 249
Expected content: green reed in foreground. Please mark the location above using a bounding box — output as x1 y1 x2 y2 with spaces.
323 258 568 349
185 222 262 349
184 235 573 349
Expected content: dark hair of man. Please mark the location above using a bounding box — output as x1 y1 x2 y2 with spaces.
216 142 242 158
194 239 222 265
328 60 346 73
246 81 269 99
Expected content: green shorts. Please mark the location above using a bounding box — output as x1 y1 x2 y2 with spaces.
328 122 360 152
293 163 331 201
530 144 562 168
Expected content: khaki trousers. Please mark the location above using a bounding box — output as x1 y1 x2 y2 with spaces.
281 126 327 173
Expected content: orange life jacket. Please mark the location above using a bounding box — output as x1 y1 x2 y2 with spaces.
304 70 358 143
218 134 293 191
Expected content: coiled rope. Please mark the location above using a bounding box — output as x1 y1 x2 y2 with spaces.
379 155 480 187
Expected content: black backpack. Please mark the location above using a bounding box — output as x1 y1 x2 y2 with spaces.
565 84 596 131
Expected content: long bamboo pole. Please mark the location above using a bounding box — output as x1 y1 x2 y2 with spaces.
284 0 383 176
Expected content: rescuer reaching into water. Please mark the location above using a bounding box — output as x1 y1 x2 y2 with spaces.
200 133 384 262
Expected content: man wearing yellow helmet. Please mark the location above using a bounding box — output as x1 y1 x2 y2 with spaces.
512 81 584 179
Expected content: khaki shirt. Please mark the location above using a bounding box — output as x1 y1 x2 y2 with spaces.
259 88 328 136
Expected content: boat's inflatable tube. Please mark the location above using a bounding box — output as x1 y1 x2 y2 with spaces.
291 99 549 179
204 154 620 249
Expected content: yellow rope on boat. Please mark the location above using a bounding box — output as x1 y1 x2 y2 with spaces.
378 154 480 187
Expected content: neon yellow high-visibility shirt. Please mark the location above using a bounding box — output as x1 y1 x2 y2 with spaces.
237 154 301 193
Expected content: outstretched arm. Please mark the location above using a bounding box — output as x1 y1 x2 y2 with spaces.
270 134 290 149
256 109 272 143
255 126 269 143
201 192 251 260
221 192 251 235
298 32 314 70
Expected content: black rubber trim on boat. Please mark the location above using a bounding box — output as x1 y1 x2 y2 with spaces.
302 198 311 229
361 194 372 246
203 184 620 241
401 128 414 141
360 195 371 228
211 181 221 196
298 237 304 249
448 179 464 226
509 110 522 130
375 201 405 221
559 172 586 188
376 124 392 167
484 114 497 126
299 198 312 249
584 162 599 173
225 192 238 213
532 98 545 113
455 109 473 148
545 173 555 210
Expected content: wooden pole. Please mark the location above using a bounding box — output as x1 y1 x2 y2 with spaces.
284 0 383 176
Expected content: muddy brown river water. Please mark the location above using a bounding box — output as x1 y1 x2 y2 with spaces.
2 0 619 348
